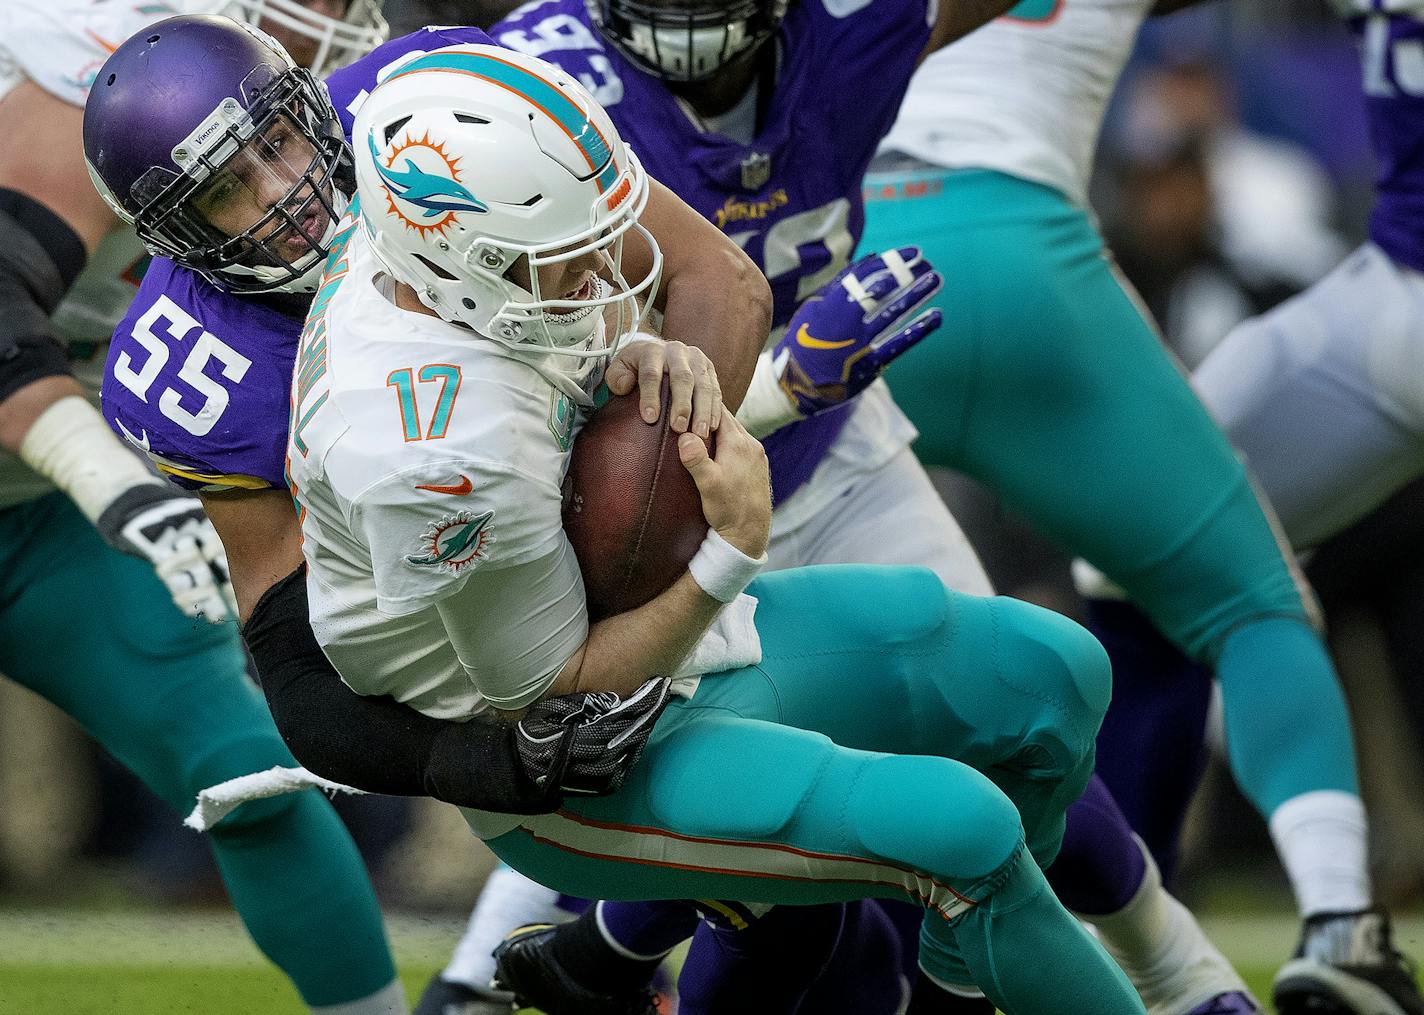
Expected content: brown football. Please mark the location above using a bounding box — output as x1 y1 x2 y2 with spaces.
563 381 712 620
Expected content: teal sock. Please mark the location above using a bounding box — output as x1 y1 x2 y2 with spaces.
939 853 1145 1014
210 789 398 1008
1217 616 1359 815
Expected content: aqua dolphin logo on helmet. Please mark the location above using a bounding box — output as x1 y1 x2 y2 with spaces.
368 131 487 237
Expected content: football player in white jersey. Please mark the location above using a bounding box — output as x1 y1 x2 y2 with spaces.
0 3 416 1012
1094 0 1424 1010
288 42 1158 1015
81 12 992 1014
858 0 1424 1011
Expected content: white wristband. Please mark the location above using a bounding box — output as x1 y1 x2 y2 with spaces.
687 527 767 603
736 349 802 439
18 396 160 523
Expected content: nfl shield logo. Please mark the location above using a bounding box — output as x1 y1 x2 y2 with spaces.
740 151 771 191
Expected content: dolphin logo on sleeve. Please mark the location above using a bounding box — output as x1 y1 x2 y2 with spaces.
405 509 496 573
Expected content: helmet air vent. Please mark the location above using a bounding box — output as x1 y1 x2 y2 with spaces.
413 253 458 281
383 116 413 146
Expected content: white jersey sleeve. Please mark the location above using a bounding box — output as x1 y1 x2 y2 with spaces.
352 456 566 619
434 541 590 711
0 1 193 107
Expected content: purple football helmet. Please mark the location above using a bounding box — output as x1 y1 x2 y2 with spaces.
83 15 350 294
585 0 789 82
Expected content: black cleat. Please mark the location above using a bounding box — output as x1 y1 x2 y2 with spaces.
492 923 659 1015
412 974 516 1015
1273 908 1424 1014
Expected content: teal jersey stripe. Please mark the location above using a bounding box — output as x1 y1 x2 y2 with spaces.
387 50 619 192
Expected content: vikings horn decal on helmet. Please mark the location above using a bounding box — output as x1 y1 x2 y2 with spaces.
584 0 790 82
352 44 663 404
215 0 387 77
83 15 353 295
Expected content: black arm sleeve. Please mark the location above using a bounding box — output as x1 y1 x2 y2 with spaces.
0 188 87 401
241 567 562 815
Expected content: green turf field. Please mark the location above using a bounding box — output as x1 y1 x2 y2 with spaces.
1 907 1420 1013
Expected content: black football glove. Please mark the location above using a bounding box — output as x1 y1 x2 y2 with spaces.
516 677 673 797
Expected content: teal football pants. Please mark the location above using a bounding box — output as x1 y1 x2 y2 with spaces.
0 492 396 1009
487 565 1144 1014
859 167 1358 816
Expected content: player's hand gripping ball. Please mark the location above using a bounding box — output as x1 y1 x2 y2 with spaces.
776 246 943 416
563 380 713 619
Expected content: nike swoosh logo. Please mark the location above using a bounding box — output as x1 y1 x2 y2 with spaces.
416 475 473 496
795 323 854 351
114 418 150 452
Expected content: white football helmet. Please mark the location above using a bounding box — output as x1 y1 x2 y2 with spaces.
216 0 387 75
352 44 662 402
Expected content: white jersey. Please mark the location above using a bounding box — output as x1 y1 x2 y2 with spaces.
0 0 187 510
768 380 917 533
0 1 184 108
289 220 760 733
881 0 1150 209
0 0 174 345
288 222 573 720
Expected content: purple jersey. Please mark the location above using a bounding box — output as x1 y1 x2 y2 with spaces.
490 0 931 497
1351 2 1424 271
101 26 495 491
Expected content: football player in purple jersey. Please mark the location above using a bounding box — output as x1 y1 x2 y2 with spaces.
1073 1 1424 1011
86 11 784 822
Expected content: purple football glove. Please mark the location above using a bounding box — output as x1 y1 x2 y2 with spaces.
774 247 943 416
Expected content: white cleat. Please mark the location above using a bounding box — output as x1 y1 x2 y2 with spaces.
1084 837 1262 1015
1111 893 1260 1015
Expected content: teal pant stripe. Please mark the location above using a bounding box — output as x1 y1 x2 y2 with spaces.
0 493 396 1005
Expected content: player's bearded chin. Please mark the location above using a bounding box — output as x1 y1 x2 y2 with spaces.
500 242 652 398
543 275 630 396
544 276 616 350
